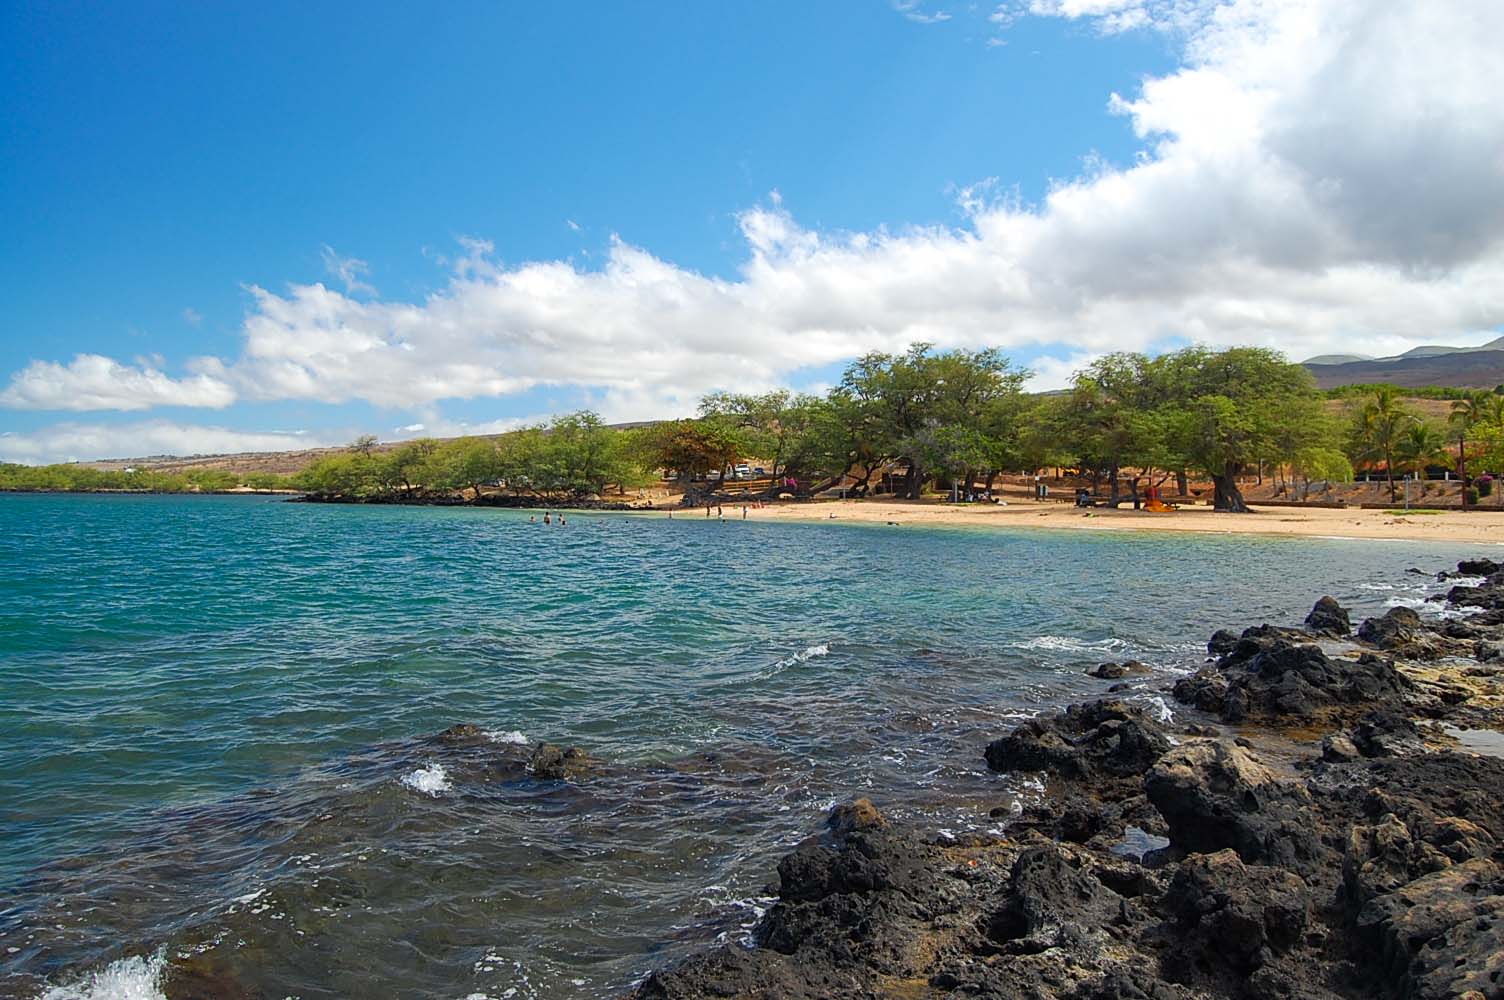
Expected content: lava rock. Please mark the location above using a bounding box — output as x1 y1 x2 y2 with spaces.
1172 638 1413 723
1305 596 1352 637
1164 848 1311 975
1145 740 1321 869
1354 859 1504 1000
1349 710 1427 758
985 700 1171 782
528 743 593 780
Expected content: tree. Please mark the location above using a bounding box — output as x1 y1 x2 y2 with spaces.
1393 421 1450 480
1348 386 1416 501
1450 389 1494 502
1154 347 1323 512
350 434 379 456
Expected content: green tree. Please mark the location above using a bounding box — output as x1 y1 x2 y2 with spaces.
1348 386 1417 501
1154 347 1324 512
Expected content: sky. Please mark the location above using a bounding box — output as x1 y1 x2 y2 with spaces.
3 0 1504 464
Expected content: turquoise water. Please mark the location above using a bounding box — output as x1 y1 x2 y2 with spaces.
0 493 1484 998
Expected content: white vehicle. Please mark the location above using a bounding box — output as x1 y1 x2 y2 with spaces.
733 464 752 479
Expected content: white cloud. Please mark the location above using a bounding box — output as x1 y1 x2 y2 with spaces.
7 0 1504 433
894 0 953 24
320 245 376 296
0 420 335 465
0 355 236 411
182 307 202 326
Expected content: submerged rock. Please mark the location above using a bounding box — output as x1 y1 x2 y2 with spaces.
528 743 593 780
1087 660 1150 680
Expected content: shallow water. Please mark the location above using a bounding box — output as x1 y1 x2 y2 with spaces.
0 493 1485 998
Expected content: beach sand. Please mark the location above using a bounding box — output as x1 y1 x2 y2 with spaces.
688 496 1504 544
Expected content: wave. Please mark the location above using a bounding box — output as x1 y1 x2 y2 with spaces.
1007 635 1129 654
772 644 830 670
399 762 452 796
39 952 167 1000
483 729 529 745
1385 595 1482 620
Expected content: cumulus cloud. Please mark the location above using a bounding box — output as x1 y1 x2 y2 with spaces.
6 0 1504 436
0 421 335 465
0 355 236 411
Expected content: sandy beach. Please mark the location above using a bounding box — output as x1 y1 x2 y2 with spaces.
687 496 1504 544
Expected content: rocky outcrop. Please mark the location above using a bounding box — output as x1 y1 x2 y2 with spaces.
984 700 1171 782
1305 596 1352 637
1173 636 1413 723
637 561 1504 1000
1145 740 1320 868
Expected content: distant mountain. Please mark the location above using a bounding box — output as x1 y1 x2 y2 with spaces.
1302 354 1371 365
1304 338 1504 390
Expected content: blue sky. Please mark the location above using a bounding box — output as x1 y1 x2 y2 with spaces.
3 1 1502 462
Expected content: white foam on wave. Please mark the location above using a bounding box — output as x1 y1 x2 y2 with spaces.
400 762 452 796
1009 635 1129 654
1134 694 1175 724
772 644 830 669
484 729 529 745
1385 595 1482 620
39 952 167 1000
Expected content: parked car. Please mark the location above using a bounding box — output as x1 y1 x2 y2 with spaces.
753 466 765 476
733 464 752 479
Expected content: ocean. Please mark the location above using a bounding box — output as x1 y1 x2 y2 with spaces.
0 493 1483 999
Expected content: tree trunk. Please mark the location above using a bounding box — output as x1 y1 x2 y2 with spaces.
1211 472 1252 512
1176 469 1188 496
1108 463 1121 507
905 461 925 500
984 470 998 495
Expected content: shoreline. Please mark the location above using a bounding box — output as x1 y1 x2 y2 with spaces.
636 561 1504 1000
651 495 1504 544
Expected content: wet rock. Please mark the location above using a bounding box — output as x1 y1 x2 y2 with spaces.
1207 629 1239 656
1088 660 1150 680
1457 558 1502 577
1305 596 1352 637
985 700 1172 782
1145 740 1321 868
1164 848 1310 975
528 742 593 780
1356 606 1458 659
826 798 885 839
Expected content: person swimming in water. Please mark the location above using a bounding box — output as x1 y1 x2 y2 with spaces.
543 512 551 525
559 514 567 526
529 514 536 523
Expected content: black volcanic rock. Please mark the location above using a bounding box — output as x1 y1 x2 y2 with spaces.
1305 596 1351 637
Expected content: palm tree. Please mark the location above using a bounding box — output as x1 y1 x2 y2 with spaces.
1354 386 1415 501
1394 421 1449 481
1449 390 1493 503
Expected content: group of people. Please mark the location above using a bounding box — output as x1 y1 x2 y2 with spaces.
528 512 567 525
